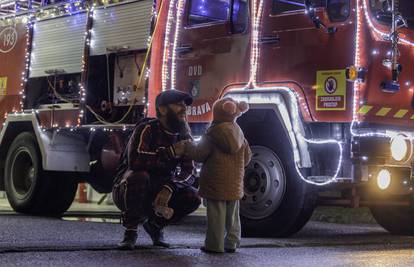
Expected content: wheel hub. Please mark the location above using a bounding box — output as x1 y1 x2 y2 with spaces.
245 171 261 193
241 146 286 220
11 148 35 199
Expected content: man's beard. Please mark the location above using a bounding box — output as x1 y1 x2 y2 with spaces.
165 107 191 139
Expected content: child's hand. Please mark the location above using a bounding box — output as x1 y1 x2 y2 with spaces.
173 140 189 157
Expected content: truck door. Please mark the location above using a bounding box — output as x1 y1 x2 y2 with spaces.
175 0 250 122
257 0 354 122
362 0 414 126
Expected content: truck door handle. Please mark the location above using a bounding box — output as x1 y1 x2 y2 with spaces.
176 45 193 54
259 36 280 44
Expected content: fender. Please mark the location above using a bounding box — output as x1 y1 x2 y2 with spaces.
0 112 90 172
224 88 312 168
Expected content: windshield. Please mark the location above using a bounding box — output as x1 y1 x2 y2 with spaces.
188 0 230 25
370 0 414 29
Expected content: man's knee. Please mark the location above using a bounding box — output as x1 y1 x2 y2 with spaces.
120 171 150 195
112 170 150 210
124 170 150 186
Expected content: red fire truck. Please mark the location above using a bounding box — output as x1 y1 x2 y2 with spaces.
1 0 414 237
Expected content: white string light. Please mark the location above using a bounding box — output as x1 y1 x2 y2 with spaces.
161 0 176 91
248 0 264 88
170 0 185 90
244 0 343 185
0 1 141 131
20 14 33 110
77 5 93 126
350 0 400 138
0 14 34 112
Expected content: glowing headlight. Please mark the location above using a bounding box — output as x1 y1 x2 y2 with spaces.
390 134 410 161
377 169 391 190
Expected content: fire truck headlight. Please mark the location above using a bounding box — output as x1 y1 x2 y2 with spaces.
377 169 391 190
390 134 411 162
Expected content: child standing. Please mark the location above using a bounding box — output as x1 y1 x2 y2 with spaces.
175 97 251 253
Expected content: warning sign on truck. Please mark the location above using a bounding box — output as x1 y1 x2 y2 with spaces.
316 70 346 111
0 77 7 95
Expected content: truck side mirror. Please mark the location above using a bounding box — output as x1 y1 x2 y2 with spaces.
231 0 248 34
305 0 337 34
327 0 350 22
305 0 325 29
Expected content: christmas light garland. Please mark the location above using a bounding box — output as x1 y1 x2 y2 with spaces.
351 0 411 138
161 0 176 91
160 0 414 185
1 0 155 132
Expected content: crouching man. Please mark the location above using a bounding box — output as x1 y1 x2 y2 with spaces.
112 89 201 250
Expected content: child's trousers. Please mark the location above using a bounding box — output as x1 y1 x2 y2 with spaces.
204 199 241 252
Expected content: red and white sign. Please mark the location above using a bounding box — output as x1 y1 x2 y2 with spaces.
0 27 18 53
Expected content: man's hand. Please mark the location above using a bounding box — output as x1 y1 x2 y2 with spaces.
173 140 190 157
154 187 173 207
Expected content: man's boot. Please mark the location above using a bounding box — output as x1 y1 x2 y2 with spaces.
143 220 170 248
117 229 138 250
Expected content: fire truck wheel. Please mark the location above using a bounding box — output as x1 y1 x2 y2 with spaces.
240 145 317 237
40 172 78 215
4 132 77 215
370 206 414 235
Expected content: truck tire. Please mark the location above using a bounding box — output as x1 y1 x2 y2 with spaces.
4 132 77 215
42 172 78 214
370 206 414 235
241 145 317 237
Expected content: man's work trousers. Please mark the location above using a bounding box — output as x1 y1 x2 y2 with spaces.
112 170 201 230
204 199 241 253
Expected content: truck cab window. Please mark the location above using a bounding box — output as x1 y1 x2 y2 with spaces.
370 0 414 28
327 0 350 22
232 0 248 33
188 0 231 25
272 0 325 14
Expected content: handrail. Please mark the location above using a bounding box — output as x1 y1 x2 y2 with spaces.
0 0 145 20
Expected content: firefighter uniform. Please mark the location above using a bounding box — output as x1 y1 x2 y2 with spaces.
112 119 201 231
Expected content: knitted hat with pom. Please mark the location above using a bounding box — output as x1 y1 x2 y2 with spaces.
212 97 249 122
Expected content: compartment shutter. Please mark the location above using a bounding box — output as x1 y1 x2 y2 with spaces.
90 0 152 56
30 13 87 77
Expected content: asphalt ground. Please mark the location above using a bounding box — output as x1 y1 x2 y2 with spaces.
2 198 414 266
1 214 414 266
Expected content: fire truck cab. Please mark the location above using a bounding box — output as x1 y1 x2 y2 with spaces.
149 0 414 236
